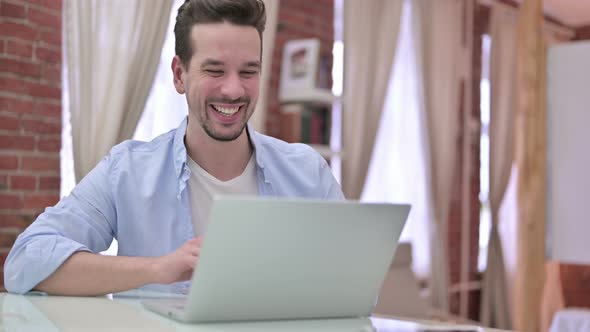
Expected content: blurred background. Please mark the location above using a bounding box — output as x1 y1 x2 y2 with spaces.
1 0 590 331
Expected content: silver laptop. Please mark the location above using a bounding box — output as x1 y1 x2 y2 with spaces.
143 196 410 323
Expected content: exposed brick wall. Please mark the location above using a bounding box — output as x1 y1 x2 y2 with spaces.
0 0 62 289
574 25 590 40
447 2 486 320
560 264 590 308
467 4 488 321
264 0 334 137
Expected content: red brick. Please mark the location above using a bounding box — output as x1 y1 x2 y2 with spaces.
0 156 18 170
0 77 60 100
39 30 61 46
0 96 35 114
0 58 41 78
0 231 18 248
37 137 60 152
0 116 19 131
23 193 58 209
0 251 8 266
0 76 29 95
24 0 62 11
22 119 60 135
6 40 34 58
29 81 60 99
560 264 590 308
28 8 60 29
35 46 60 64
560 264 590 287
0 175 7 190
21 155 59 171
0 193 22 209
41 66 61 85
0 22 37 40
0 77 61 100
0 40 4 53
39 176 59 190
35 101 60 117
0 213 35 228
0 2 26 19
575 25 590 40
279 12 307 28
0 134 35 150
9 175 36 191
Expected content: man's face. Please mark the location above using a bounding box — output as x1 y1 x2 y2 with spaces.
173 22 261 141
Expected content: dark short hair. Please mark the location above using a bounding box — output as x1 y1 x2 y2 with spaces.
174 0 266 67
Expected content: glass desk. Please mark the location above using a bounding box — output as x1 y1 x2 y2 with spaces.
0 291 509 332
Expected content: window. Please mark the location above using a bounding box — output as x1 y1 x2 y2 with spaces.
60 1 186 256
361 0 430 278
478 34 491 271
133 0 188 142
330 0 344 183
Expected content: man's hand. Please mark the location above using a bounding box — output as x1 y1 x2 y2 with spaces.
153 237 203 284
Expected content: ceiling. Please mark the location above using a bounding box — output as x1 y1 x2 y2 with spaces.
543 0 590 27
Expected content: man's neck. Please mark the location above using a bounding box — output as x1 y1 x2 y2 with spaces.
185 121 253 182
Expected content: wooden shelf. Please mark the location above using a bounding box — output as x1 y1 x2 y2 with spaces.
277 92 340 161
279 89 337 104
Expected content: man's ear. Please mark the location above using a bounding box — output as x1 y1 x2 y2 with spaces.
172 55 187 94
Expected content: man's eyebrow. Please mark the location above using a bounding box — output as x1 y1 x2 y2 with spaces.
244 61 261 68
201 59 224 67
200 59 260 69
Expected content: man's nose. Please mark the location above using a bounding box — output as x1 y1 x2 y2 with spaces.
220 74 245 100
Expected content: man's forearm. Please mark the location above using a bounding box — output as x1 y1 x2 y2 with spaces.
35 252 161 296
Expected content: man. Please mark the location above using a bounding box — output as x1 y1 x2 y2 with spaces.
4 0 343 296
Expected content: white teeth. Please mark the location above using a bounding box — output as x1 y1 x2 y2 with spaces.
213 105 240 115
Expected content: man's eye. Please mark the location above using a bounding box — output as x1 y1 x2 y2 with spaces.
206 70 223 75
241 71 258 76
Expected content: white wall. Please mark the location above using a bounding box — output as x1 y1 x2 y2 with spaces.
546 41 590 264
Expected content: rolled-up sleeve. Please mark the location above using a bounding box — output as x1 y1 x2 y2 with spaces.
4 154 118 294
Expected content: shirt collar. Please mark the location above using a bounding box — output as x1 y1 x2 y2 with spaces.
245 123 266 170
173 117 267 180
173 117 189 180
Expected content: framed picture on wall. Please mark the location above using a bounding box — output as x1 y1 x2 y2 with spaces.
279 38 321 101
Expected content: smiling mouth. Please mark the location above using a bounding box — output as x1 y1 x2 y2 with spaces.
211 105 241 116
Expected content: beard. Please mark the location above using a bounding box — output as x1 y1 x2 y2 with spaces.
202 121 246 141
200 96 254 142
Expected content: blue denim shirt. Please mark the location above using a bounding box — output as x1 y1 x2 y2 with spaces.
4 118 344 294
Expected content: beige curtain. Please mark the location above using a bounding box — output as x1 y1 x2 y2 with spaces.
65 0 172 181
250 0 280 133
342 0 403 199
414 0 463 312
480 5 517 329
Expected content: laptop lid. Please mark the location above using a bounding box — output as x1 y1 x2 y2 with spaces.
183 196 410 322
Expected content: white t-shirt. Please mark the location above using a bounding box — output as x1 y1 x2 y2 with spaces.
186 152 258 236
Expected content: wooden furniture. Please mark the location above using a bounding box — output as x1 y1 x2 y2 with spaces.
373 243 431 320
541 261 590 332
278 100 338 160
